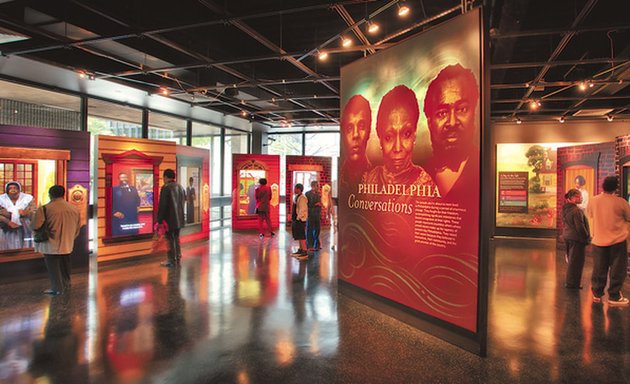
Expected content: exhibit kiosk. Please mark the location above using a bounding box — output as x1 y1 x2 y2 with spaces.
95 136 209 263
231 154 280 231
0 124 90 279
285 155 333 226
337 9 489 354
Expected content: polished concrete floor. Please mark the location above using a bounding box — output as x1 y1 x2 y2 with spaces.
0 229 629 383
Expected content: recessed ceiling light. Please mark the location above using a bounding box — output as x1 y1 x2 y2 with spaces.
397 1 410 17
367 21 380 34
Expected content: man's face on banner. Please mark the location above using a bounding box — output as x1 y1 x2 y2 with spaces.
341 101 370 162
379 106 416 173
427 77 476 159
119 173 129 187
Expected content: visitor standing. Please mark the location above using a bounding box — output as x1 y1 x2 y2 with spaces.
291 183 308 260
157 169 186 268
31 185 82 295
255 178 274 239
587 176 630 306
562 188 590 289
305 180 322 251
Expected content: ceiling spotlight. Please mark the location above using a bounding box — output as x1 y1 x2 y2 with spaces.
240 110 248 117
529 100 540 110
318 50 329 61
367 21 380 34
159 87 170 96
78 71 86 79
397 1 410 17
589 82 594 88
578 81 587 91
88 73 95 80
559 116 565 123
516 117 522 124
341 36 353 47
607 114 614 122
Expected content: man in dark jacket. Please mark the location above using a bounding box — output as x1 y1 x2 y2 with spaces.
562 188 590 289
157 169 186 267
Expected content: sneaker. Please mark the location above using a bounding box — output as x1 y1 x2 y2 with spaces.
296 255 309 261
592 295 602 303
291 249 304 256
270 232 275 238
43 289 61 296
259 234 264 239
608 294 630 307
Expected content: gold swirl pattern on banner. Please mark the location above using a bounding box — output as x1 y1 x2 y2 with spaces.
367 264 474 319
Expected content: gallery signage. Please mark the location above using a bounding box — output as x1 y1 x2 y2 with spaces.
498 172 529 213
339 8 483 336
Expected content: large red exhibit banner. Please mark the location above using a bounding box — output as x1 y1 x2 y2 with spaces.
339 9 482 332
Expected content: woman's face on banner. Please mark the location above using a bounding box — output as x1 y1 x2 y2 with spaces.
379 106 416 172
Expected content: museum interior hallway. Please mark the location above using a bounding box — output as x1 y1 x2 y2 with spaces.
0 229 629 384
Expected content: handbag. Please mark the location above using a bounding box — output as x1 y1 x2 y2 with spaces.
0 221 19 233
33 206 51 243
151 221 170 253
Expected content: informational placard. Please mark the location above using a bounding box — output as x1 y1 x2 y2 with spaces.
498 172 529 213
496 143 560 229
339 9 483 335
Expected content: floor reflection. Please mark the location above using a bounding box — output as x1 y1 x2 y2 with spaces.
0 232 629 383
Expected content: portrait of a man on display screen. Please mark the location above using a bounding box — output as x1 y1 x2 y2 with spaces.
365 85 434 187
340 94 372 185
112 172 141 236
423 64 479 199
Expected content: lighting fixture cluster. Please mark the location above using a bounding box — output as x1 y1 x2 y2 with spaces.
529 100 541 110
77 70 95 80
513 113 618 125
318 0 411 61
577 80 595 91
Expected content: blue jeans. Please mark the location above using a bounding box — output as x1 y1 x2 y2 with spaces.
306 220 320 249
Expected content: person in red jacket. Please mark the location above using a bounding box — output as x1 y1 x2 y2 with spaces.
255 178 274 239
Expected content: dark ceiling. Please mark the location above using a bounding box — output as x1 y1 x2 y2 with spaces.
0 0 629 128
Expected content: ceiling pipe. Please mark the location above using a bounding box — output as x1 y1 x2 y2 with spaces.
298 0 398 62
333 4 376 55
510 0 599 116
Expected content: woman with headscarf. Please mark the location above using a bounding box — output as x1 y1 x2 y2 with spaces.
0 181 35 250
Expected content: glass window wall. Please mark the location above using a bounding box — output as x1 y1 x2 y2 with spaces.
0 79 81 130
148 112 187 143
88 99 142 137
